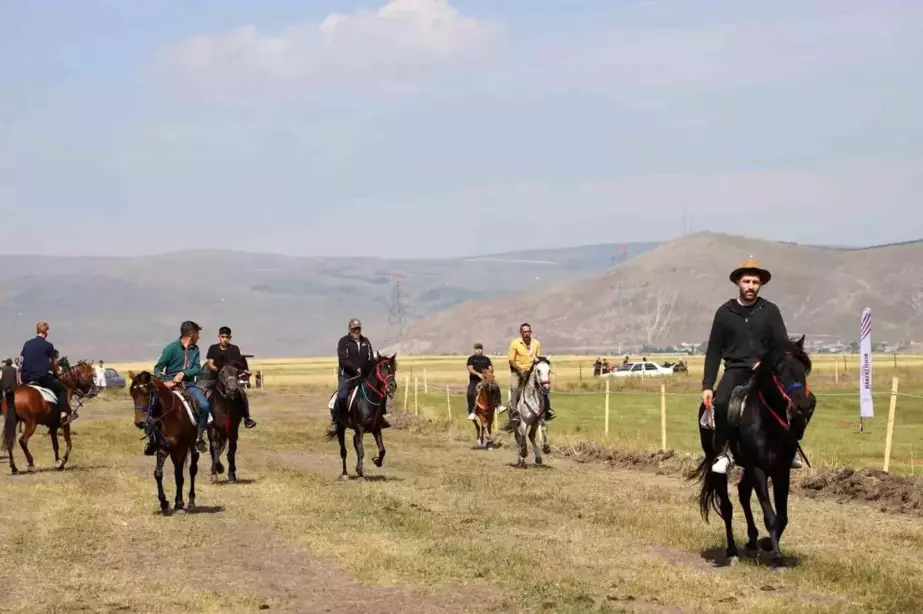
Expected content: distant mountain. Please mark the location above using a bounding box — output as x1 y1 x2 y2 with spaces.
0 241 659 361
394 232 923 355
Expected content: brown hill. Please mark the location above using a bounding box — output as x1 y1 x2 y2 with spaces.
394 232 923 355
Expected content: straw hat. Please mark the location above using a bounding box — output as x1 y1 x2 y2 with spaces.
729 256 771 285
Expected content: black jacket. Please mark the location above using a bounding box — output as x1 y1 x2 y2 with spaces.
702 297 789 391
337 334 374 378
0 365 16 391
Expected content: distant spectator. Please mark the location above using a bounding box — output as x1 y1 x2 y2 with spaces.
593 357 602 377
94 360 107 389
602 360 612 374
1 358 17 412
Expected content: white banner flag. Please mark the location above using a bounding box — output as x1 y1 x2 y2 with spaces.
859 307 874 418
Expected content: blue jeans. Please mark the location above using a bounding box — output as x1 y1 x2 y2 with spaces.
184 384 210 429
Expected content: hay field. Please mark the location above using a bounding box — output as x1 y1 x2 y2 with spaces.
109 353 923 475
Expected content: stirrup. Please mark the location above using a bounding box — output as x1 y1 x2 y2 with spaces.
711 452 734 474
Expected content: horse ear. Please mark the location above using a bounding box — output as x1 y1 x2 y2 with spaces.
127 370 135 379
795 334 805 349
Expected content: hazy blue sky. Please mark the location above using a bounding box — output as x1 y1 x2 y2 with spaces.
2 0 922 257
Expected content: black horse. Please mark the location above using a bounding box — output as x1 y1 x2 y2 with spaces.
324 352 397 480
206 363 247 482
691 335 815 565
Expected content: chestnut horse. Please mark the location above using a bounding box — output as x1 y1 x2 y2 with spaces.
206 363 247 482
128 371 206 514
472 372 502 449
1 358 98 474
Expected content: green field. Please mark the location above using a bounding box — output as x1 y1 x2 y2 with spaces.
110 353 923 476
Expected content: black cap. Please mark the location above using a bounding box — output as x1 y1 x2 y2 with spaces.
473 342 483 349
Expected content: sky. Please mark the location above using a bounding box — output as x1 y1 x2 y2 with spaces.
1 0 922 258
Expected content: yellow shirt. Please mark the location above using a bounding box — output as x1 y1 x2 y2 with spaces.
508 337 541 372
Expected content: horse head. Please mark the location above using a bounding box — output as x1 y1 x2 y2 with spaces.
530 356 552 393
127 370 156 429
754 335 814 434
372 352 398 398
69 360 99 397
216 363 242 399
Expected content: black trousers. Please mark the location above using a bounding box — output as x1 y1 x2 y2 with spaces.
712 367 753 445
466 380 478 412
32 375 68 427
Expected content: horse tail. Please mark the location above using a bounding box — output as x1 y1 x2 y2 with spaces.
690 456 722 522
2 392 17 453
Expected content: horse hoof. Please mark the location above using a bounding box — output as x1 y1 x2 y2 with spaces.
542 444 551 454
27 465 35 473
535 457 543 465
758 537 774 552
215 462 225 474
372 457 382 467
726 555 738 567
55 460 65 470
340 474 350 481
228 472 237 482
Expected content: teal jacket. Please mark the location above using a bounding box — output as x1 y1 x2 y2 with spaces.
153 339 202 383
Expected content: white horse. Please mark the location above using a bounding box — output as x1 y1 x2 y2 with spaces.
506 356 552 467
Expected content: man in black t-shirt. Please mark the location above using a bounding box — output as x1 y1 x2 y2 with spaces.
466 342 493 421
203 326 256 428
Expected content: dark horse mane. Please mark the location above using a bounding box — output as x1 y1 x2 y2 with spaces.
755 335 812 381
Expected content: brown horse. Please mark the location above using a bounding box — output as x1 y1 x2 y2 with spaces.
205 363 247 482
1 358 98 474
128 371 205 514
472 372 502 449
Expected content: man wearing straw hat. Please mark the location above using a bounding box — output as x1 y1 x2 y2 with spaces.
702 257 802 474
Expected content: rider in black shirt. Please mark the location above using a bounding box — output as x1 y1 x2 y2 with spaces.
203 326 256 428
702 258 800 474
466 342 493 420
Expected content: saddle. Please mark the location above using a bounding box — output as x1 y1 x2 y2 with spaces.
327 385 360 416
170 384 212 427
25 383 59 406
727 381 754 427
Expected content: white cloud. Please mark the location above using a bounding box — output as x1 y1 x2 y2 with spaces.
152 0 496 99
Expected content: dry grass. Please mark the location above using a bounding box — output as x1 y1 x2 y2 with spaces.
2 392 923 612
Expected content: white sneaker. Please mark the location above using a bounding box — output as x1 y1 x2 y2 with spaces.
711 454 732 474
467 412 476 421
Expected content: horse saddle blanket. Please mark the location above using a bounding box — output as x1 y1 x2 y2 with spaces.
172 390 213 427
328 386 359 413
28 385 58 405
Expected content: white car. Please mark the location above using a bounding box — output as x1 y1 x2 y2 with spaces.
605 361 674 377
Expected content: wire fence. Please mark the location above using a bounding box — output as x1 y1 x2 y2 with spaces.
396 373 923 476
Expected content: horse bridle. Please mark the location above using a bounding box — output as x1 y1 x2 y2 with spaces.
757 366 810 431
360 360 396 406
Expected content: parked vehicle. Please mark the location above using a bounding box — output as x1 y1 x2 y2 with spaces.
104 368 126 388
604 361 674 377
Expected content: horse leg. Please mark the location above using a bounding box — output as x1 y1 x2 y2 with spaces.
528 422 542 465
353 429 365 478
770 468 791 563
372 427 385 467
715 472 738 561
737 470 760 553
50 426 61 469
18 418 37 472
750 467 780 560
227 425 238 482
59 424 73 470
188 449 199 509
515 421 527 468
541 421 551 455
155 450 169 513
173 448 187 513
337 426 348 480
210 427 224 477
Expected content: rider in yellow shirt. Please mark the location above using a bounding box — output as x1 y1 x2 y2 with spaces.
506 322 555 427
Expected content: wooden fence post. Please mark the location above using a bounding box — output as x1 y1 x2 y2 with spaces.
423 369 428 393
414 376 419 416
604 378 610 438
446 385 452 421
660 384 667 451
883 376 899 472
403 374 409 410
